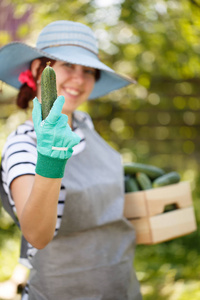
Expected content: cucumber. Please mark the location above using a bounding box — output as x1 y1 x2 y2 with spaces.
152 171 181 188
124 175 140 193
136 172 152 190
41 62 57 120
164 204 177 213
123 162 165 179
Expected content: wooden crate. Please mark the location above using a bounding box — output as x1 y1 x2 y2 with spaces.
124 181 197 244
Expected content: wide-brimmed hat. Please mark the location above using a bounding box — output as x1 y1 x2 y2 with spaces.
0 20 136 100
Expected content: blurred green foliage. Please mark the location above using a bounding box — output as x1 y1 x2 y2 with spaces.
0 0 200 299
0 206 20 282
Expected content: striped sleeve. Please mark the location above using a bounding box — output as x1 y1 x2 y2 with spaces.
1 122 37 199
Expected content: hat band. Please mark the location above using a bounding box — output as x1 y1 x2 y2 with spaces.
40 44 99 58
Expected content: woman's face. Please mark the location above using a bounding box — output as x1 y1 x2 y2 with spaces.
50 61 96 115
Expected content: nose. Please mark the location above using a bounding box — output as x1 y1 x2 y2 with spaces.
72 66 84 85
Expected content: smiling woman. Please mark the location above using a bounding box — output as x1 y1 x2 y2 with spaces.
0 20 141 300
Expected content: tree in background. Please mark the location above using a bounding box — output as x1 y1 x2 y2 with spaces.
0 0 32 46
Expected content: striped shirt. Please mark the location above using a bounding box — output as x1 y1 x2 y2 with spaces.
1 111 93 268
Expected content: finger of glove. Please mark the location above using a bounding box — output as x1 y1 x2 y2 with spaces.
67 132 81 149
57 114 69 128
32 97 42 127
46 96 66 124
52 121 75 148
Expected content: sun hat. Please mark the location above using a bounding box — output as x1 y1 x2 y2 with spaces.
0 20 136 100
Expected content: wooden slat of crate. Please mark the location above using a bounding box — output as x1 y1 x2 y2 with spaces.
124 181 192 219
124 191 147 219
130 206 197 244
145 181 192 216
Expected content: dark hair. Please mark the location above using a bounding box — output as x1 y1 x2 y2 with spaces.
17 58 101 109
95 69 101 82
17 57 56 109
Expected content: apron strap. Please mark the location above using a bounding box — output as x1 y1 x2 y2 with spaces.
72 111 93 129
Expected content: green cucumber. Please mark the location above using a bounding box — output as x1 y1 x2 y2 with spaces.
41 62 57 120
164 204 177 213
124 175 140 193
123 162 165 179
152 171 181 188
136 172 152 190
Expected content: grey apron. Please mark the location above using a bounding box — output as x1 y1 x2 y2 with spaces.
28 115 142 300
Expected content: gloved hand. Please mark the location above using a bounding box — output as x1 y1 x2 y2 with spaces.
32 96 80 178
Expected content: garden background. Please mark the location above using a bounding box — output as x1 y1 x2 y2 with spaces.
0 0 200 299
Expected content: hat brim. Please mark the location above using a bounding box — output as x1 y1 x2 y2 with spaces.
0 42 136 100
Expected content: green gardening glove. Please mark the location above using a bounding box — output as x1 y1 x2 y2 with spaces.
32 96 80 178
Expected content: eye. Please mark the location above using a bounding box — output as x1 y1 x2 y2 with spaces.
63 62 73 68
84 67 96 77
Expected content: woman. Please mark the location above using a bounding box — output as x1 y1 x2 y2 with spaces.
0 20 142 299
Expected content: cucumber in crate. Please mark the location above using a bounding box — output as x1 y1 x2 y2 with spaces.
123 162 197 244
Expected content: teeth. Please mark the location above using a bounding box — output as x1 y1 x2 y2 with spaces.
66 88 79 96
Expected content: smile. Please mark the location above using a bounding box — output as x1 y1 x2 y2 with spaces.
65 88 80 96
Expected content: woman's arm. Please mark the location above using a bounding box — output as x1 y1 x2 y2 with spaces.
10 97 80 249
11 174 62 249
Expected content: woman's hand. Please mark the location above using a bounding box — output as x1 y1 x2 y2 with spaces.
32 96 80 178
